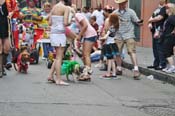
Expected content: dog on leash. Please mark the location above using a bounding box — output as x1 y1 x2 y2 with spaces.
16 46 30 73
61 60 82 81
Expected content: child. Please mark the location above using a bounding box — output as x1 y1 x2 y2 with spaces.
90 16 99 32
100 13 119 78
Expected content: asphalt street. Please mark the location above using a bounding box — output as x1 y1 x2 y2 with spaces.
0 60 175 116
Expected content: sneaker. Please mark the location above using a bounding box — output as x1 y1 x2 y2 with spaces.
111 75 121 80
165 66 175 73
147 65 156 69
154 66 166 70
5 63 12 70
162 67 169 72
87 68 93 75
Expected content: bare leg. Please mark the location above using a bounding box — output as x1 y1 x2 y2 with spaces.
167 56 174 66
54 47 69 85
116 55 122 71
111 59 116 76
130 53 138 67
0 54 2 77
2 38 10 76
78 41 94 81
130 52 140 79
48 59 56 80
107 59 112 76
82 41 94 67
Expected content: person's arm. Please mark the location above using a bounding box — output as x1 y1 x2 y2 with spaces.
77 19 88 40
130 9 143 25
63 6 70 26
148 15 164 23
75 13 88 40
148 7 166 23
47 13 52 27
100 31 110 40
100 18 110 40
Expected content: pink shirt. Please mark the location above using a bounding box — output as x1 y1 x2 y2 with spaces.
75 13 97 38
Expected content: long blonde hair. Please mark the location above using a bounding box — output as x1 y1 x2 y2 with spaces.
166 3 175 16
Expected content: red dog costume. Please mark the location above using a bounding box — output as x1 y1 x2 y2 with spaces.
17 50 30 73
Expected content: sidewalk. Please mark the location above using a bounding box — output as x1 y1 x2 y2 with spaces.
123 47 175 85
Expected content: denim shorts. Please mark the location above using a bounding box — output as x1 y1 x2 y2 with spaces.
84 36 97 42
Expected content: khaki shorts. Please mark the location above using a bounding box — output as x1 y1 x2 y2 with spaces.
115 38 136 54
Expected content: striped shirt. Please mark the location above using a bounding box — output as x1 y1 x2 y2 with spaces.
113 8 140 40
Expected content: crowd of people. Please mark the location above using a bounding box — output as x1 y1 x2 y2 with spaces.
0 0 174 85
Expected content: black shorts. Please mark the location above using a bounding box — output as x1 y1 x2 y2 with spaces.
163 36 175 58
0 17 9 39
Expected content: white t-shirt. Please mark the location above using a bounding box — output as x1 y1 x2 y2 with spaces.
91 10 104 27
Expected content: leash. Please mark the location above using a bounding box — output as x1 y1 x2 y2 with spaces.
7 17 15 48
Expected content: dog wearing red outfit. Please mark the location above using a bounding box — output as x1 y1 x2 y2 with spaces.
17 46 30 73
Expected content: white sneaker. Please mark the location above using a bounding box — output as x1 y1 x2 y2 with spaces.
162 67 169 72
165 67 175 73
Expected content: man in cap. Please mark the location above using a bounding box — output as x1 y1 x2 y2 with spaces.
113 0 143 80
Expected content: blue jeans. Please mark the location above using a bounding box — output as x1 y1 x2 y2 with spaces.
7 52 12 64
84 36 97 42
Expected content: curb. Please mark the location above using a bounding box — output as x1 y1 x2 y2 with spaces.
122 61 175 85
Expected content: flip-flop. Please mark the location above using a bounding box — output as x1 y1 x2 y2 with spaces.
47 78 55 83
55 80 69 86
100 74 112 79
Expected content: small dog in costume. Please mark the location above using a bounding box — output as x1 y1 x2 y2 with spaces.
17 46 30 73
61 60 81 81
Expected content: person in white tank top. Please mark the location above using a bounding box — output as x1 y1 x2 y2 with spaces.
47 0 70 86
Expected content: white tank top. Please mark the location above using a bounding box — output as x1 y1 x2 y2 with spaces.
51 15 65 34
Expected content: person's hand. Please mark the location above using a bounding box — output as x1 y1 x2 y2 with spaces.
7 12 13 19
154 30 160 39
136 19 143 26
171 29 175 35
148 23 153 29
99 37 106 40
148 18 153 23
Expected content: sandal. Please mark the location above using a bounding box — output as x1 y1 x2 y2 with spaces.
47 77 55 83
77 75 91 81
55 80 69 86
100 74 112 79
